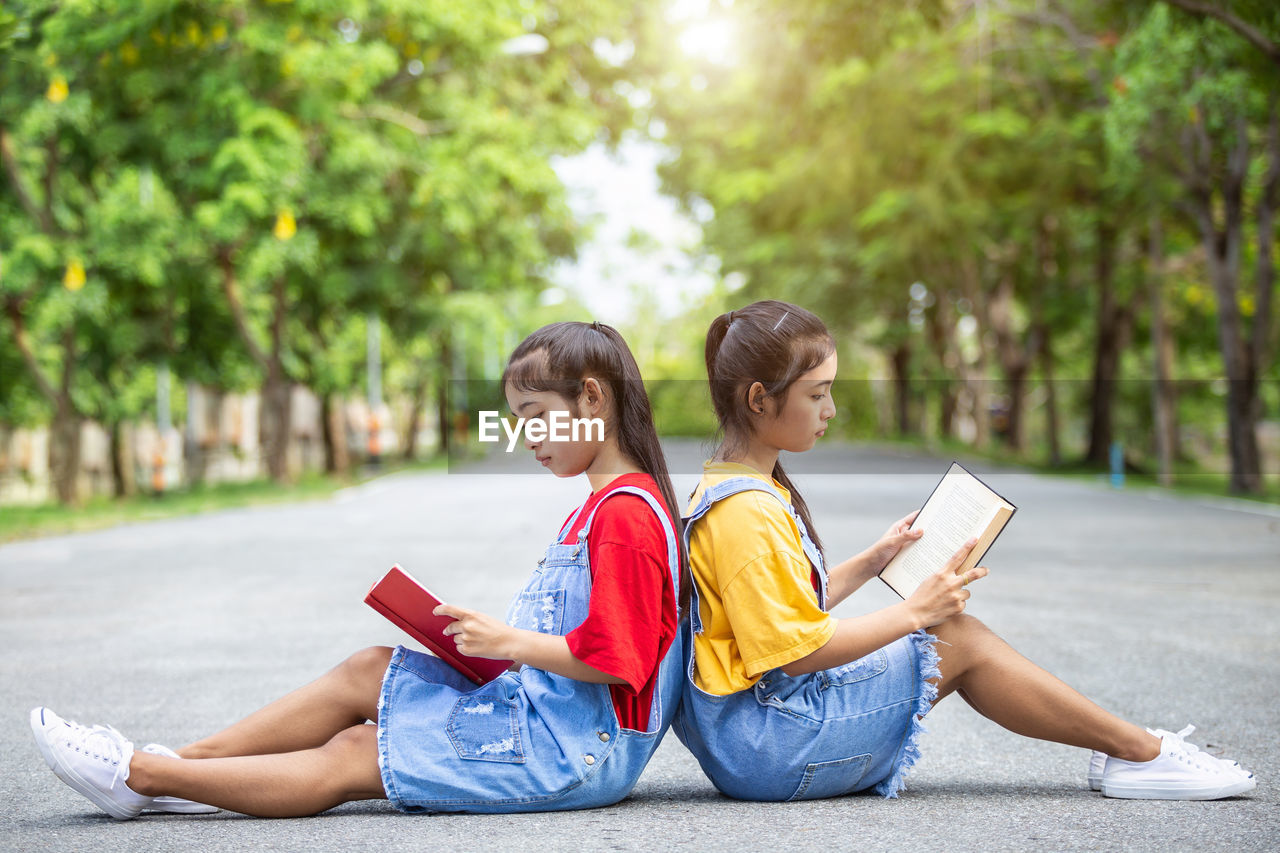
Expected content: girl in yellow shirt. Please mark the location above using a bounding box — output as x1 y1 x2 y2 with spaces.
670 299 1254 802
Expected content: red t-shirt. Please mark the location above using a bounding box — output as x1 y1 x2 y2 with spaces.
561 473 678 732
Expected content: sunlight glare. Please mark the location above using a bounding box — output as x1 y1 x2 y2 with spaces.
677 17 737 66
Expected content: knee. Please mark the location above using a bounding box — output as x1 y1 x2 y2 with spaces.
322 723 377 758
318 724 385 803
339 646 394 684
932 613 994 647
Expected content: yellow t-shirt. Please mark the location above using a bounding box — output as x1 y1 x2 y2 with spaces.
687 461 838 695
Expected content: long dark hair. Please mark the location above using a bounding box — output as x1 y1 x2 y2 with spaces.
704 300 835 555
502 321 690 609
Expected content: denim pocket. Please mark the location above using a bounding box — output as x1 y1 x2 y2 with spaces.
819 649 888 689
446 695 526 764
787 753 872 801
505 588 566 635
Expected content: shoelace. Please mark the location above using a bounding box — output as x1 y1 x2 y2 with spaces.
1162 728 1237 775
1155 724 1247 776
63 723 132 792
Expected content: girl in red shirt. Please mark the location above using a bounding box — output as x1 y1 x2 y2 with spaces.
31 320 688 818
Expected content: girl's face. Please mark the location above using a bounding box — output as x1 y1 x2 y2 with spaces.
503 383 604 478
755 352 838 453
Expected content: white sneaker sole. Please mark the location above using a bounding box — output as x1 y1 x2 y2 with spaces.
29 708 143 820
1102 774 1257 800
148 796 219 815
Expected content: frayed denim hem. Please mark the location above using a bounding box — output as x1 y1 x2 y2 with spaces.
376 646 405 809
874 628 941 799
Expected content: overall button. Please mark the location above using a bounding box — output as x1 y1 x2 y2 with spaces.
583 755 596 766
598 732 610 742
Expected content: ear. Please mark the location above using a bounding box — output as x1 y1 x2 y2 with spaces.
746 381 768 416
580 377 606 417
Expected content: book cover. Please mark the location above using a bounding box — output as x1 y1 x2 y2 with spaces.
878 461 1017 600
365 565 513 685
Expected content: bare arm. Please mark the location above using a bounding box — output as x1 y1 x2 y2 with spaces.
823 549 885 608
782 539 985 676
824 509 925 608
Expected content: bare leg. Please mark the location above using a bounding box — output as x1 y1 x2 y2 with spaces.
130 724 387 817
180 646 393 759
929 615 1160 762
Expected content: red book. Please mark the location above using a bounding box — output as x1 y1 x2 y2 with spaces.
365 565 513 686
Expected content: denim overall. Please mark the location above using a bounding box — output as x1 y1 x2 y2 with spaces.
671 476 940 801
376 484 684 813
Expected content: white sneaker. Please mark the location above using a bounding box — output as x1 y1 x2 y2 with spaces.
1087 750 1106 791
30 707 153 819
1101 727 1257 800
1089 724 1253 792
139 744 220 815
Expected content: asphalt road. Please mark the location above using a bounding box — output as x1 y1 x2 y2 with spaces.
2 440 1277 852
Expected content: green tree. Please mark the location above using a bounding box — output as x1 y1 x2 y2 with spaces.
1109 3 1279 492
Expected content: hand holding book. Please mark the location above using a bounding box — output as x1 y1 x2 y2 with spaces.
433 602 516 662
862 509 925 577
365 566 513 685
900 537 990 628
878 461 1015 600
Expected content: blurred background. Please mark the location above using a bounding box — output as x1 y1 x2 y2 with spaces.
1 0 1277 526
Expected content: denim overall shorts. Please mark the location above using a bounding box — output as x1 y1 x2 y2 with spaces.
376 484 685 813
671 476 940 801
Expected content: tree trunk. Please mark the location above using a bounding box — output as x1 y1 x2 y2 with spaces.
1004 366 1028 453
1084 219 1131 467
1186 110 1262 493
1035 219 1060 465
958 254 991 449
1148 216 1177 488
1253 95 1279 447
321 392 350 476
49 399 83 505
260 366 292 482
184 382 207 486
4 298 88 506
890 341 913 438
925 289 957 441
109 420 136 498
1038 319 1060 466
988 264 1035 454
220 256 293 483
403 373 428 461
436 334 453 456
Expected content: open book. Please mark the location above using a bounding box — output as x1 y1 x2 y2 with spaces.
878 461 1016 599
365 565 513 685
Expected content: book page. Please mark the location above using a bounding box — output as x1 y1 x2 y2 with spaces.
880 463 1012 598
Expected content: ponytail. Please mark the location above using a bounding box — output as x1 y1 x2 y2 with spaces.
703 312 733 379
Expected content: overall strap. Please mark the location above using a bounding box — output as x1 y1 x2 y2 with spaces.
574 484 681 594
555 501 591 544
683 476 828 633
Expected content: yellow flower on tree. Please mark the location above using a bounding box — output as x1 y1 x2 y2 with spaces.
64 260 86 291
274 208 297 241
46 76 69 103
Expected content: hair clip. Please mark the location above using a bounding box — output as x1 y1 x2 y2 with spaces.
771 311 790 331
